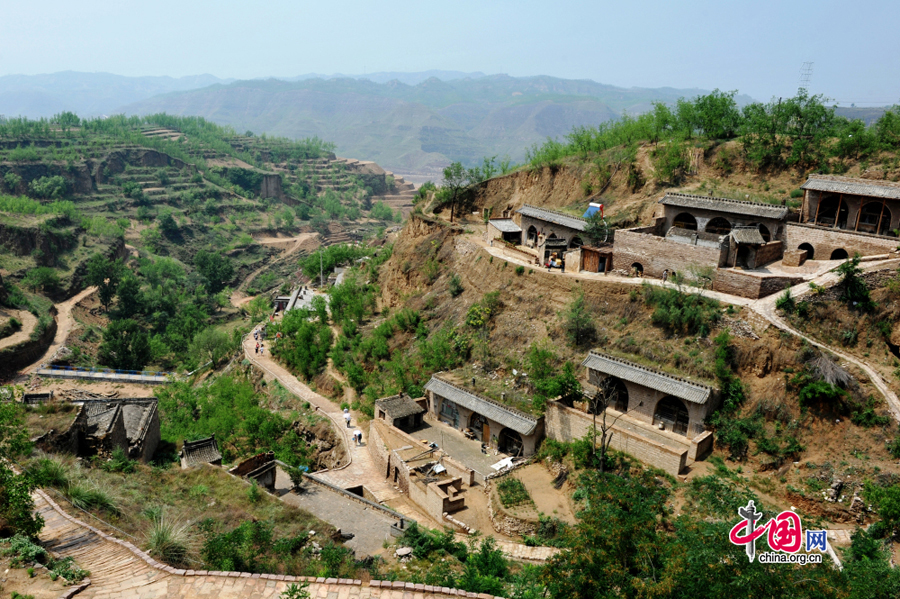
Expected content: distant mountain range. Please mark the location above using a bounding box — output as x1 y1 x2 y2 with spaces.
0 71 790 175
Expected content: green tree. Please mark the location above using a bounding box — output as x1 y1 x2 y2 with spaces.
188 327 232 367
651 139 689 184
692 89 741 139
21 267 60 293
562 288 595 347
115 272 144 318
584 211 609 245
86 253 124 311
836 253 873 309
28 175 68 199
99 318 151 370
194 250 234 294
159 213 178 238
441 161 470 223
0 395 44 538
3 172 22 192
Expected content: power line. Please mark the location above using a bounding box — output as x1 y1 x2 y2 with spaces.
798 62 813 94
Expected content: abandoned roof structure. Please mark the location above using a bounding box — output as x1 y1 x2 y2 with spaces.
581 351 713 405
802 175 900 201
425 376 539 435
375 393 425 420
180 435 222 467
517 205 587 231
84 404 121 437
731 227 767 245
489 219 522 233
660 193 789 220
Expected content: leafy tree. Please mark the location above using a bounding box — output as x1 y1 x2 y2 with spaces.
3 172 22 192
651 139 689 184
441 161 470 222
21 267 60 293
98 318 151 370
692 89 741 139
562 288 595 347
837 253 873 309
158 213 178 238
0 395 44 538
584 211 609 245
272 308 333 380
27 175 68 199
188 327 232 367
114 272 144 317
85 253 124 310
863 482 900 536
194 250 234 294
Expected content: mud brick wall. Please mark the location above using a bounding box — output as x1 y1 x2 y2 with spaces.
754 241 785 267
782 250 807 267
613 229 724 277
713 270 804 299
367 420 390 478
544 402 687 476
786 223 900 260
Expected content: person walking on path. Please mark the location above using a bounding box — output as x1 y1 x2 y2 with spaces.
353 430 362 445
343 409 352 428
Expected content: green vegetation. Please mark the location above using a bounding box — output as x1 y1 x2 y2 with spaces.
0 397 43 538
0 534 89 583
156 375 314 468
643 283 721 336
496 477 533 508
527 90 900 175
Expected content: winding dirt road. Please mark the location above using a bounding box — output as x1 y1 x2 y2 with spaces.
22 286 97 374
0 308 38 351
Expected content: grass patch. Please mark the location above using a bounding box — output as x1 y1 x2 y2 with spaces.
496 477 533 508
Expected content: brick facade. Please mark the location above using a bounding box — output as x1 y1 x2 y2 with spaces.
612 228 726 277
782 249 807 267
713 269 804 299
786 223 900 260
663 203 787 241
544 401 688 475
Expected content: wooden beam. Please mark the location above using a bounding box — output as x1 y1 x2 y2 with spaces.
876 197 888 236
833 194 843 228
813 192 822 224
855 198 863 231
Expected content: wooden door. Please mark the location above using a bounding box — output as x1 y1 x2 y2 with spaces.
483 424 490 445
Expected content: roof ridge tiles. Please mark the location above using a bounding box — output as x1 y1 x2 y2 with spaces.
520 203 587 222
430 374 538 423
585 350 713 391
661 192 786 211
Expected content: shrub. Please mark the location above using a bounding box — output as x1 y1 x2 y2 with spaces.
643 284 720 336
790 188 804 198
30 458 69 488
100 447 136 474
48 556 89 583
448 273 464 297
515 265 525 276
247 481 262 503
65 483 119 514
775 289 795 314
1 534 48 566
280 583 311 599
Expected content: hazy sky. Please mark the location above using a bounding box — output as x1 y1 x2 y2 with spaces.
3 0 899 104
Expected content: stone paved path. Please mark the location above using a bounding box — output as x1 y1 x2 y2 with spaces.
33 490 506 599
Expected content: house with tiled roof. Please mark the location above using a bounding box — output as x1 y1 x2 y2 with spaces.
180 435 223 468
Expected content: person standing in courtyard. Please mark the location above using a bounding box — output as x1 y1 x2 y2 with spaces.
344 408 352 428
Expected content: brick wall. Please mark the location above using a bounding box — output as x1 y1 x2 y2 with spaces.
786 223 900 260
713 269 804 299
371 420 474 486
545 402 688 475
613 229 725 277
367 421 390 478
752 241 784 267
782 249 807 267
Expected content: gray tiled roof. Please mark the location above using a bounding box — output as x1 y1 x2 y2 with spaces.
581 351 713 405
731 227 766 245
181 436 222 466
666 227 725 243
660 193 789 219
85 406 120 435
489 219 522 233
517 205 587 231
81 399 157 444
801 175 900 200
425 376 539 435
376 393 425 419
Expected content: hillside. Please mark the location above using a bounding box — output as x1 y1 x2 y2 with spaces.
118 75 754 177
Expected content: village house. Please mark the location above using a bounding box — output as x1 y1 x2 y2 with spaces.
544 351 718 475
180 435 223 468
424 374 543 457
790 175 900 260
516 204 587 262
374 393 426 433
229 452 277 491
76 398 161 462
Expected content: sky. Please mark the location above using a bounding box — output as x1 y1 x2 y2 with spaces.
2 0 899 105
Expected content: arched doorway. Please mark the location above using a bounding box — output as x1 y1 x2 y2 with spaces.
653 396 690 436
631 262 643 275
705 217 732 235
815 196 849 229
526 226 538 246
591 376 629 413
498 428 524 456
857 202 893 236
673 212 698 230
748 222 772 242
569 236 584 249
469 412 489 443
830 248 849 260
798 243 815 260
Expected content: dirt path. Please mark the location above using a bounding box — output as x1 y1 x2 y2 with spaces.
229 233 320 307
0 308 38 351
22 286 96 374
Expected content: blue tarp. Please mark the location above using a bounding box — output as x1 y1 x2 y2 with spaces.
583 205 602 218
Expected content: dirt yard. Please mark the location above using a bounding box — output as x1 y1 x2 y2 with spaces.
0 555 70 599
515 463 578 524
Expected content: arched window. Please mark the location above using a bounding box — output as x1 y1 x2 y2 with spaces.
527 226 538 246
498 428 524 456
631 263 643 275
705 217 732 235
857 202 893 236
569 236 584 249
673 212 698 231
815 196 849 229
653 396 690 436
798 243 815 260
830 248 849 260
470 413 489 442
591 376 629 413
748 222 772 242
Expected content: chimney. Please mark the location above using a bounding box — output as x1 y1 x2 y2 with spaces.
472 377 476 389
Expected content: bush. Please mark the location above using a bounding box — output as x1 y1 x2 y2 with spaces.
65 483 119 514
515 265 525 276
790 188 804 198
448 273 464 297
775 289 795 314
30 457 70 488
643 284 720 336
100 447 137 474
